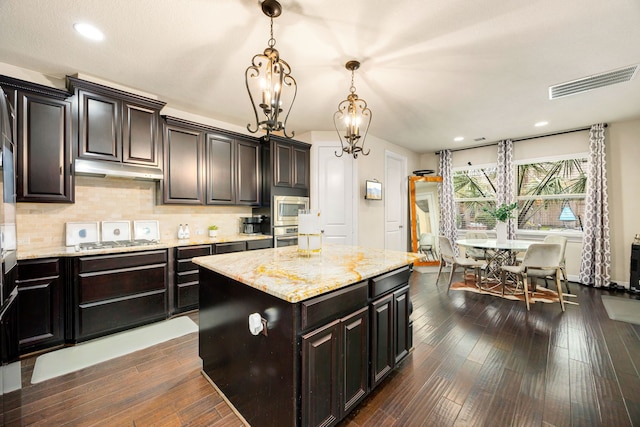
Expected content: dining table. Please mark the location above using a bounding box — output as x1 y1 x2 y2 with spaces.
455 238 537 291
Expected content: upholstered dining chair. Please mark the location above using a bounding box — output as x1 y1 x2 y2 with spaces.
464 231 492 261
543 235 569 293
500 243 565 311
436 236 487 293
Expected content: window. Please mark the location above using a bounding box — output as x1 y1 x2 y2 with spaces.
453 166 497 230
453 156 588 233
516 157 587 232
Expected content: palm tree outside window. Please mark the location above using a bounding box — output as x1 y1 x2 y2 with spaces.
453 156 587 233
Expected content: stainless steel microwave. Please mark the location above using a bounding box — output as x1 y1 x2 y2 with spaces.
273 195 309 227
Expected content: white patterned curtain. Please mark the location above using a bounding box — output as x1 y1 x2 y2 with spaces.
579 123 611 287
496 139 516 239
439 150 458 253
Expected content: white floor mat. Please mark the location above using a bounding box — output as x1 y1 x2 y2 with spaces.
31 316 198 384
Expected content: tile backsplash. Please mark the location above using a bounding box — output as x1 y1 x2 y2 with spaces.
16 176 254 249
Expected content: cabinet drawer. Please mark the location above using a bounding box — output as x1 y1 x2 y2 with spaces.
77 250 167 273
177 270 199 285
301 281 368 332
176 245 212 260
17 258 60 281
215 242 246 254
77 291 166 341
78 265 166 304
176 258 199 273
177 283 199 310
369 266 411 299
247 239 273 251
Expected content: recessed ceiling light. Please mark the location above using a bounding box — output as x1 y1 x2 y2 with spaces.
534 121 548 127
73 23 104 41
453 136 464 142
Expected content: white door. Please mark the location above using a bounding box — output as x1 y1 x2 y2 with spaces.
385 151 407 251
313 144 357 245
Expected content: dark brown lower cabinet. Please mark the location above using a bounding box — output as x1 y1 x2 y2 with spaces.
370 284 411 388
15 258 64 354
301 307 369 427
370 293 394 387
214 241 246 254
174 244 212 314
342 308 369 414
172 240 271 315
199 265 410 427
302 319 340 427
73 250 168 342
246 238 273 251
393 285 411 363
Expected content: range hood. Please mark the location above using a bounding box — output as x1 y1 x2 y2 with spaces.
74 158 164 180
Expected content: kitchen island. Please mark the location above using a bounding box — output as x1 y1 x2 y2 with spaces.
193 244 424 427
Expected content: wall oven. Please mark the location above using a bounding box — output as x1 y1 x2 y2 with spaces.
273 225 300 248
272 195 309 247
273 195 309 227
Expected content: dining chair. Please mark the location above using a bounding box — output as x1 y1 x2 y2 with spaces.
464 231 490 261
500 243 565 311
436 236 487 292
543 235 570 294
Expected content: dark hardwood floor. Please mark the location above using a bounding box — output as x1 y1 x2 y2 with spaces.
5 271 640 426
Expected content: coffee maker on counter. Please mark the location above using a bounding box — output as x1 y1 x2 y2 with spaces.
240 216 268 235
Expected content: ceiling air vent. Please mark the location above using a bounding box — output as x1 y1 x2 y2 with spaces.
549 65 638 99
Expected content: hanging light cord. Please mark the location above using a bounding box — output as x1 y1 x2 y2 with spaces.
350 69 356 94
269 17 276 48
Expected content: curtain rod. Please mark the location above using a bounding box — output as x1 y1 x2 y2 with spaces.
435 123 608 154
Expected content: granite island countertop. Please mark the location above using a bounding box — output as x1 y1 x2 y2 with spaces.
192 244 425 303
16 233 272 260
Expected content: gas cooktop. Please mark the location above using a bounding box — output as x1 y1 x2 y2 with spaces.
76 239 160 251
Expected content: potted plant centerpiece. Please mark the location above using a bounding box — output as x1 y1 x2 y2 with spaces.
483 202 517 243
208 225 218 238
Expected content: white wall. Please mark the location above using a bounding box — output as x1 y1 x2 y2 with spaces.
356 134 420 249
305 132 421 250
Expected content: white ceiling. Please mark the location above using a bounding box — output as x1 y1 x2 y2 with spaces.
1 0 639 154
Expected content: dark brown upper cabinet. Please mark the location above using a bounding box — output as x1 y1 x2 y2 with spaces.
0 76 74 203
161 116 205 205
67 77 166 168
206 132 260 206
235 138 260 205
205 133 234 205
160 116 260 206
274 141 293 187
292 145 309 189
263 135 310 199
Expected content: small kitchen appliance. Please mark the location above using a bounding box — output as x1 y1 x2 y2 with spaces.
240 216 263 235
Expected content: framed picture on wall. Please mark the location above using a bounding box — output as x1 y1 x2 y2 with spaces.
365 180 382 200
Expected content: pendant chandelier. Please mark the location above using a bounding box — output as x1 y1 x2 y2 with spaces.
333 60 372 159
245 0 297 140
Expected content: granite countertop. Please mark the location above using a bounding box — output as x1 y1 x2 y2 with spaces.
192 244 425 303
16 233 272 260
